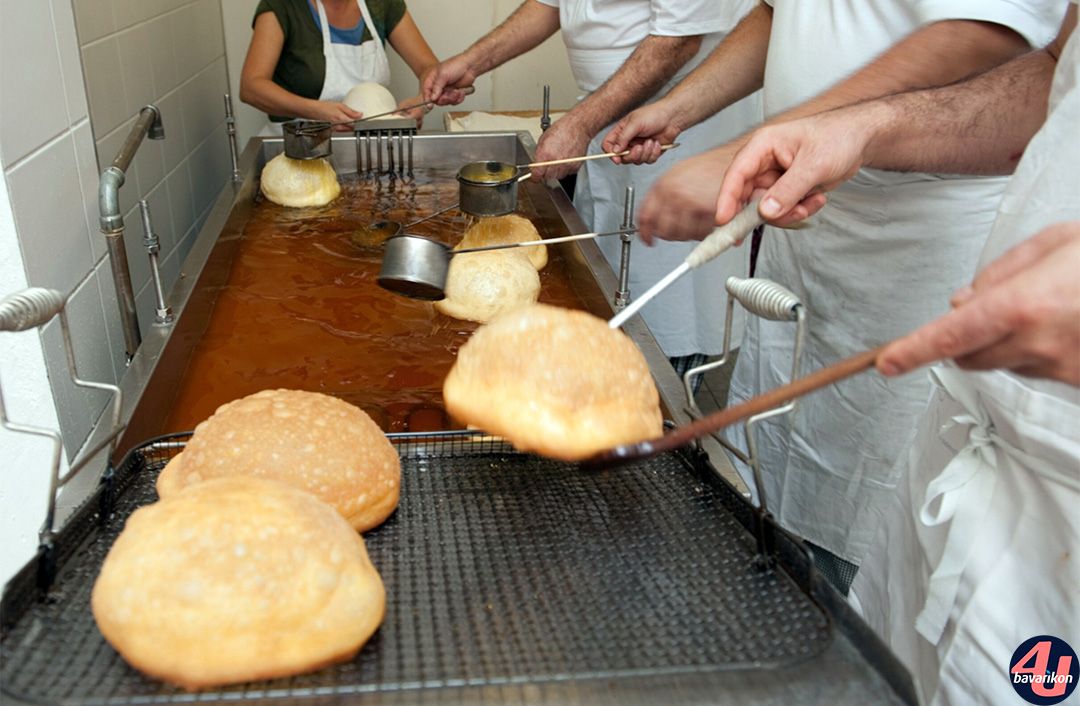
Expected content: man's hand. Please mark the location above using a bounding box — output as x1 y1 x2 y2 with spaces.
637 145 741 244
715 109 875 227
879 222 1080 385
531 118 593 181
421 55 476 106
601 100 684 165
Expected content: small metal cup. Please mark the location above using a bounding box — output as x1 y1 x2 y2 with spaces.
378 234 453 300
282 119 332 160
457 161 522 217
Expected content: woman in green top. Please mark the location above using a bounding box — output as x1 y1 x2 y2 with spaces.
240 0 438 130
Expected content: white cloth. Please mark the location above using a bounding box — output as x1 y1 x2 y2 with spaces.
260 0 390 136
535 0 754 91
536 0 762 355
851 19 1080 705
726 0 1066 564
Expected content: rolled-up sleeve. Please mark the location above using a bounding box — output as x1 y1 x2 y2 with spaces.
535 0 559 7
913 0 1067 47
650 0 755 36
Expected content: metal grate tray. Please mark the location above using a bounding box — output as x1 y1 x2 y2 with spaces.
1 432 831 705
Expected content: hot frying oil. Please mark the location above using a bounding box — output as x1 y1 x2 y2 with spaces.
164 169 586 433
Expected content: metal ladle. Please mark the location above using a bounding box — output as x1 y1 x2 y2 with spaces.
456 144 678 217
350 203 461 249
377 229 634 300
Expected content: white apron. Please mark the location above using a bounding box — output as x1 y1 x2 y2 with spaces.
851 20 1080 706
726 173 1007 563
549 0 761 356
259 0 391 136
724 0 1063 564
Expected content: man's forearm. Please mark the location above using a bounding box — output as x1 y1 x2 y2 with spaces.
770 18 1031 127
864 7 1075 175
461 0 560 75
861 48 1055 175
660 2 772 130
565 34 704 137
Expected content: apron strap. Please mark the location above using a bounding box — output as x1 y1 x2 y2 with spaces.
314 0 333 61
913 367 1071 645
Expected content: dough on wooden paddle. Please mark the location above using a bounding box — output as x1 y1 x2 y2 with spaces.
443 303 662 460
260 153 341 208
92 476 385 690
156 389 399 532
434 250 540 323
456 215 548 270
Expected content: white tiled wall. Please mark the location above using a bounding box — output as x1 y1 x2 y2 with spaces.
0 0 231 586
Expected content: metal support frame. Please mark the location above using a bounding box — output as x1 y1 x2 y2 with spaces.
138 201 173 326
681 277 806 557
615 185 633 308
0 288 125 560
224 93 241 182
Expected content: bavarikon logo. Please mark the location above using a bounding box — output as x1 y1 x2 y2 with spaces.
1010 635 1078 705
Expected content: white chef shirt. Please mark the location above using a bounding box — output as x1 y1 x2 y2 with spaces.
763 0 1064 117
535 0 756 91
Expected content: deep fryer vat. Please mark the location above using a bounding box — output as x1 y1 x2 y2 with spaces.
2 432 839 705
111 132 668 450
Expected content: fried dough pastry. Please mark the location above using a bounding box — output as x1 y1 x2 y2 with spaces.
260 153 341 208
157 389 400 532
443 303 662 460
92 477 386 690
455 214 548 270
434 250 541 323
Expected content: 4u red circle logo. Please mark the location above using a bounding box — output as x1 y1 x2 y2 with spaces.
1010 635 1078 704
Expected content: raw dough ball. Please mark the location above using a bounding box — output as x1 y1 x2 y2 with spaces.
92 476 386 690
434 251 540 323
156 389 400 532
260 153 341 208
443 303 663 460
343 82 398 118
456 215 548 270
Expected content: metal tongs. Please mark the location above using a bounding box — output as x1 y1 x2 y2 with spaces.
295 86 477 135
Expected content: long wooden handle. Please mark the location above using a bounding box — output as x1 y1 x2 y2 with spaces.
585 345 886 467
523 143 679 169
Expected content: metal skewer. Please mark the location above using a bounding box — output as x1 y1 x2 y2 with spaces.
454 228 633 254
608 201 763 329
519 143 678 170
297 87 477 134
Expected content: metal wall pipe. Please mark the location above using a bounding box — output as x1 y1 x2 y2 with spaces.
98 105 165 360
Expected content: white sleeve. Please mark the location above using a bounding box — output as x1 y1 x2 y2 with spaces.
535 0 558 7
649 0 756 36
913 0 1068 47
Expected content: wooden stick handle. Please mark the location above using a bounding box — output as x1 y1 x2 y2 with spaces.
523 143 678 169
587 345 886 466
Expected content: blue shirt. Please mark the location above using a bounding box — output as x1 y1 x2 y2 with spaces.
308 4 365 45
